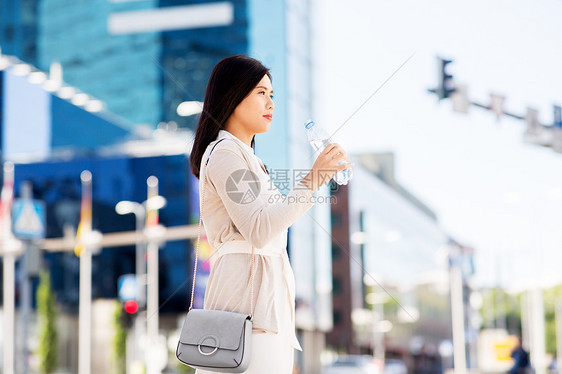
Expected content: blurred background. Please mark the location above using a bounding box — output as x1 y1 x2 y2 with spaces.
0 0 561 373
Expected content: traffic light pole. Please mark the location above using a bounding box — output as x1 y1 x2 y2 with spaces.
428 56 562 153
78 245 92 374
77 171 102 374
146 240 159 374
115 200 147 371
134 212 146 370
144 176 166 374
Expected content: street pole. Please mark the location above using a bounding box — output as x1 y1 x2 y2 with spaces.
115 200 147 371
18 181 41 374
450 262 467 374
20 239 31 374
1 162 22 374
135 212 146 369
77 170 99 374
145 176 165 374
3 252 16 374
146 240 159 374
530 288 546 374
78 240 92 374
135 212 146 308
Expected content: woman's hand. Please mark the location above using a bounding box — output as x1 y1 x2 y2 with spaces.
301 143 355 192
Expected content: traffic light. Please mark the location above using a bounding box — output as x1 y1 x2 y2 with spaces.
120 299 139 328
124 299 139 314
428 57 455 100
117 274 141 328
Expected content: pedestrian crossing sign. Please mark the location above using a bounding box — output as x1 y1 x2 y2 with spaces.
12 199 46 239
118 274 139 302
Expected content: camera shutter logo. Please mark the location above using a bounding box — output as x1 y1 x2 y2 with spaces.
226 169 261 204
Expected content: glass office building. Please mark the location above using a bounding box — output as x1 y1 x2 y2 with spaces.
0 0 248 128
346 160 453 354
1 59 195 314
0 55 209 371
0 61 131 159
14 151 193 314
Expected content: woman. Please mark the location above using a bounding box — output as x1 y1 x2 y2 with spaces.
189 55 354 373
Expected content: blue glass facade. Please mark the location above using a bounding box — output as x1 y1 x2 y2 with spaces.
13 153 193 313
0 0 249 129
50 95 131 150
0 0 39 65
159 0 249 128
0 68 131 158
37 0 162 127
0 0 258 318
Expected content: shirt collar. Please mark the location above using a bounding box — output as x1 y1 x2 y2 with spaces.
217 129 255 154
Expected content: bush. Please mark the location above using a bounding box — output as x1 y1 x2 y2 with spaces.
112 301 127 374
37 271 58 374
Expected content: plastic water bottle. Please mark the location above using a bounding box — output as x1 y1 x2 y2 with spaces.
305 120 353 185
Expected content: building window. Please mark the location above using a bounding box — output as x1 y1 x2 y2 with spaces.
333 310 341 326
332 277 341 295
332 242 341 260
331 211 341 227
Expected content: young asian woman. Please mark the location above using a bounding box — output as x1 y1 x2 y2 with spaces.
189 55 354 374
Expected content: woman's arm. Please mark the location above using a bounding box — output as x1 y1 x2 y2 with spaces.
206 148 316 248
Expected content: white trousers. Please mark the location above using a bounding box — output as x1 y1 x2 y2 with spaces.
195 251 297 374
194 329 295 374
195 241 295 374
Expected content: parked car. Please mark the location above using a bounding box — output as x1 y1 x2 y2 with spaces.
322 355 382 374
383 359 408 374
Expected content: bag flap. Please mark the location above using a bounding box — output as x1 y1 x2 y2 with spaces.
178 309 251 350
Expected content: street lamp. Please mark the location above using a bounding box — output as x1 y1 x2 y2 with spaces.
115 201 146 306
176 101 203 117
115 183 167 374
144 176 167 374
145 195 167 212
114 195 167 295
115 200 147 368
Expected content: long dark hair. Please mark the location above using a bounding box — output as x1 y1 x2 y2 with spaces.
189 55 271 179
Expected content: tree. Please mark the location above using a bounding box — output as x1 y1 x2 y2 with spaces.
112 300 127 374
480 288 521 332
481 285 562 356
37 270 58 374
544 284 562 355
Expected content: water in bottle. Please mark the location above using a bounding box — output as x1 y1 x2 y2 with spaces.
305 120 353 185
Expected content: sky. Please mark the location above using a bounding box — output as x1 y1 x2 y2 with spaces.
313 0 562 289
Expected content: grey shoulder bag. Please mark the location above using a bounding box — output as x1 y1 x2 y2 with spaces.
176 138 256 372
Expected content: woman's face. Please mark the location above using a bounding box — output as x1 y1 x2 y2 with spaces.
228 74 274 135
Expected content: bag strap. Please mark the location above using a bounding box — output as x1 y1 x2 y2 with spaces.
189 138 256 319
